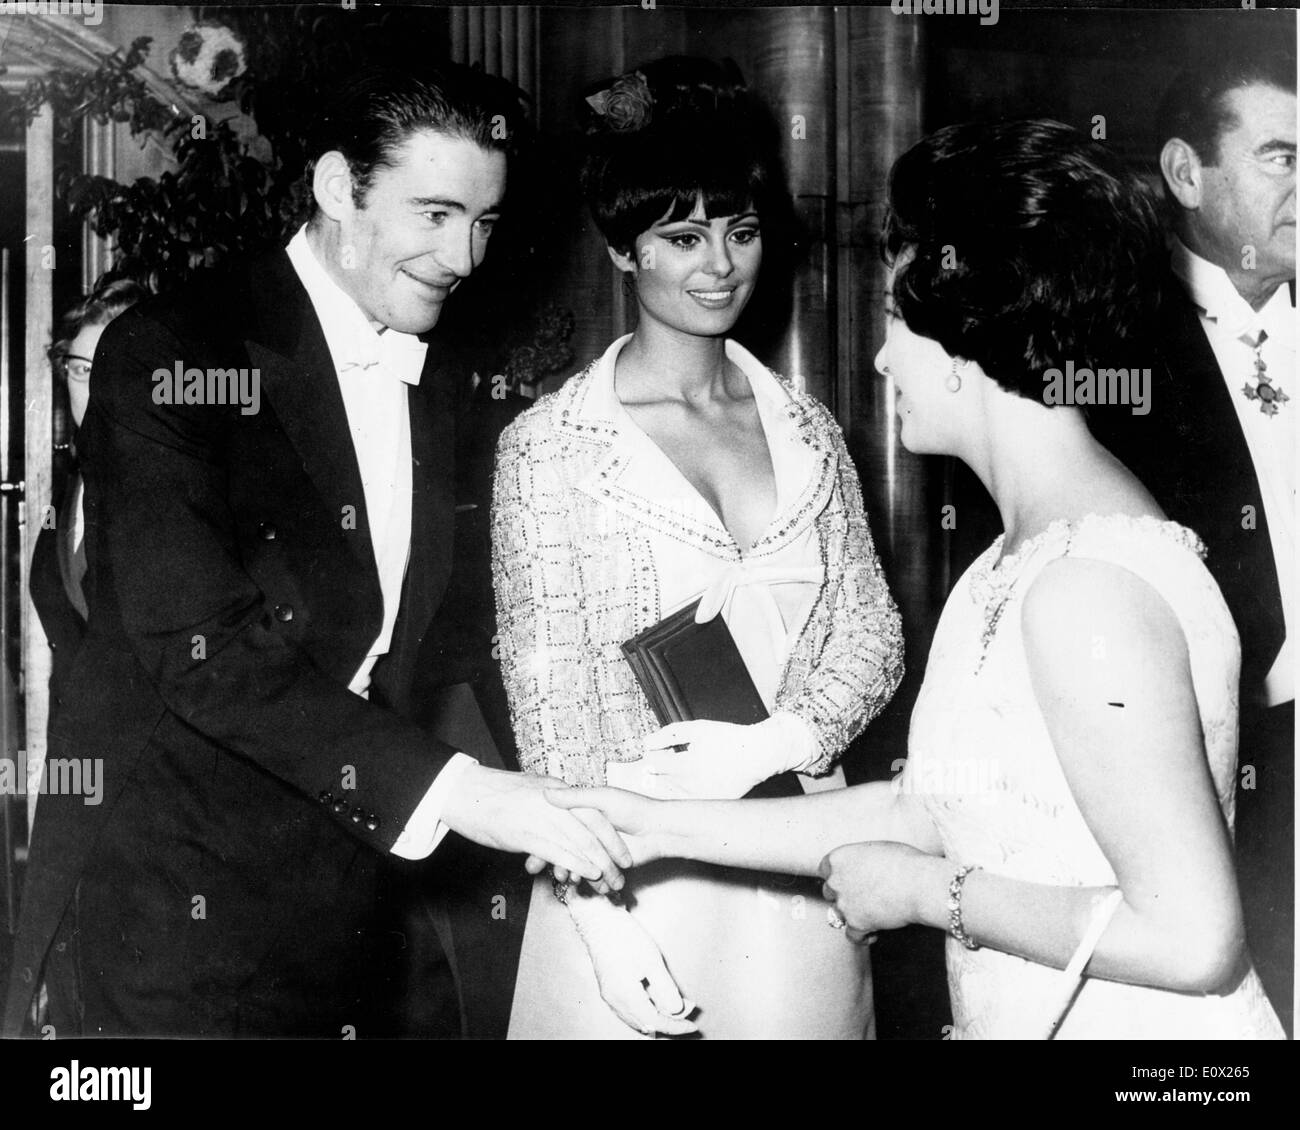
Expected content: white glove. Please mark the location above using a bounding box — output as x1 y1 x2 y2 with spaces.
567 893 698 1037
638 713 819 799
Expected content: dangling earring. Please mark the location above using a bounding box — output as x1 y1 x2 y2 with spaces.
945 358 963 394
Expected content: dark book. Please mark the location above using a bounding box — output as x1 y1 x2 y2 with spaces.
621 600 803 800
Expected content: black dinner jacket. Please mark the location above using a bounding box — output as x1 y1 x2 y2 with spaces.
1093 268 1290 704
4 249 462 1033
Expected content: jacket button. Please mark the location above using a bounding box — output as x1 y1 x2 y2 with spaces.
274 604 294 622
365 814 380 832
350 806 364 824
259 522 277 541
319 790 333 805
332 799 348 815
21 966 33 984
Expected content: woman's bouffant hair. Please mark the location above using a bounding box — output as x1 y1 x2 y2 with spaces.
882 119 1166 401
580 56 787 258
49 278 151 378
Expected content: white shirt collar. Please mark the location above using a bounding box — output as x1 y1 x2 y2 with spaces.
286 224 426 385
1171 237 1292 342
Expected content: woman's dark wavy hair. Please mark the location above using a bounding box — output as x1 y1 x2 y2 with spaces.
579 56 787 258
882 119 1166 401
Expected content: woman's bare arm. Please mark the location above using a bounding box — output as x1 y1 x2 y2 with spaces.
551 775 942 876
907 557 1244 994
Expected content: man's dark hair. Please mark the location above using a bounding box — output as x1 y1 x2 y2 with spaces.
882 119 1165 403
1156 37 1296 167
308 63 529 209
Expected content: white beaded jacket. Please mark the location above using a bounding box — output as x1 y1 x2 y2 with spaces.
491 335 904 786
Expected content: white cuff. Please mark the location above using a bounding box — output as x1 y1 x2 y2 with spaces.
390 751 478 861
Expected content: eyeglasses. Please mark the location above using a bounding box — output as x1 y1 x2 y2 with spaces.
64 355 92 382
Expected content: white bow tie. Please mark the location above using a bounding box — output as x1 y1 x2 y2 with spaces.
341 330 428 386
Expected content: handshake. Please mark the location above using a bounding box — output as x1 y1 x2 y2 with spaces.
440 716 807 887
439 758 698 1038
436 717 813 1038
439 760 634 891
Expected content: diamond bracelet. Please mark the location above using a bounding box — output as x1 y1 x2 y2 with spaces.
947 863 981 950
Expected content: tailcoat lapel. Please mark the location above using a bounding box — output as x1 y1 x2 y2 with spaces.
243 250 380 586
1158 276 1284 687
382 343 458 700
240 250 456 704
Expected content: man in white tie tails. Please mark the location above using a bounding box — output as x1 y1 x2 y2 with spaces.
1094 30 1295 1033
4 63 629 1039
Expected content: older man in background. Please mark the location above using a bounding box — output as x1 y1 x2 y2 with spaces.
1096 35 1295 1033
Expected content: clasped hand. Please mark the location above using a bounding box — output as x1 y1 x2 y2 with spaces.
818 841 936 944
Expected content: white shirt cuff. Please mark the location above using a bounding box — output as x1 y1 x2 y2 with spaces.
390 751 477 860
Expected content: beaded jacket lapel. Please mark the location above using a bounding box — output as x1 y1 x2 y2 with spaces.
556 337 839 561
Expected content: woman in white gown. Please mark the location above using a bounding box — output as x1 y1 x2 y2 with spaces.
553 120 1286 1039
492 57 904 1039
